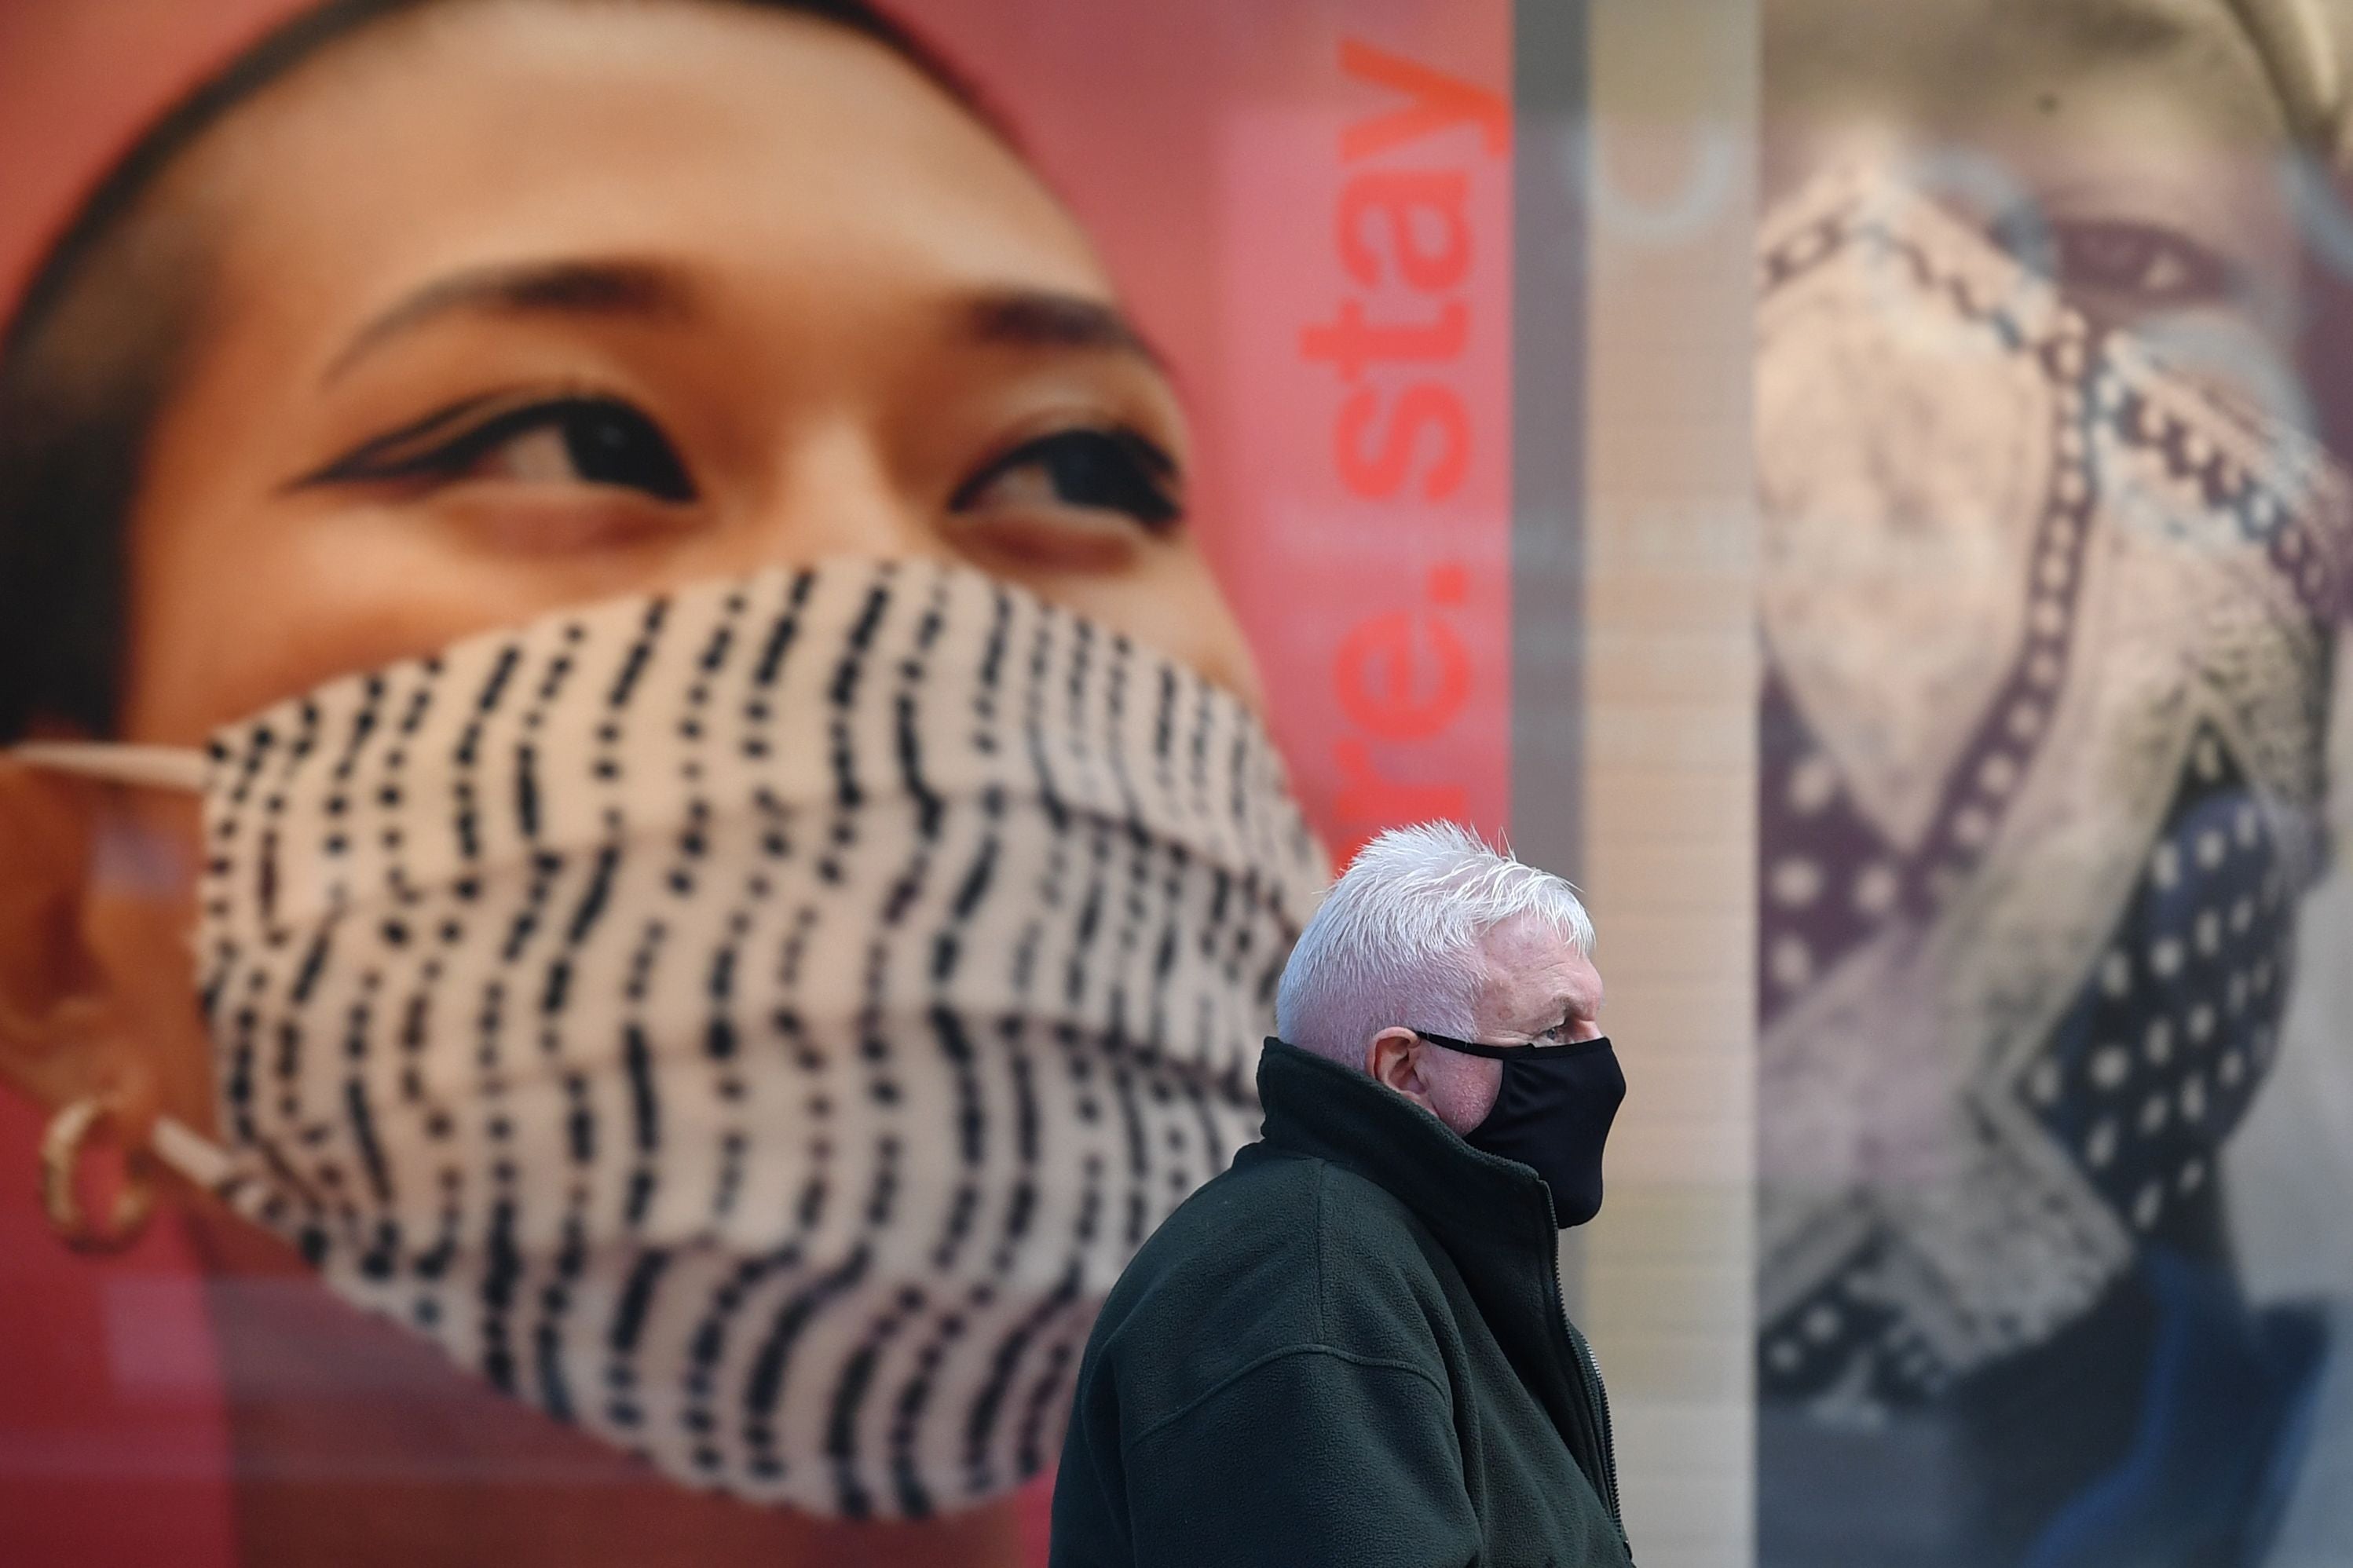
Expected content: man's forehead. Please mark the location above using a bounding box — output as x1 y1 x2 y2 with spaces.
1478 913 1601 1000
1478 909 1572 956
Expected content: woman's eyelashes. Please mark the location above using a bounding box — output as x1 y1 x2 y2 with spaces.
949 426 1183 533
296 392 697 502
297 396 1180 549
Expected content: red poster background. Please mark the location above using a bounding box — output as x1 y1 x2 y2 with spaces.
0 2 1513 1563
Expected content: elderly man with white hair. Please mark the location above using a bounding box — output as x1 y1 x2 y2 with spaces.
1050 823 1632 1568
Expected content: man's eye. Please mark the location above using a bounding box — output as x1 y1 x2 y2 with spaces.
2040 220 2238 311
303 395 696 502
950 427 1182 532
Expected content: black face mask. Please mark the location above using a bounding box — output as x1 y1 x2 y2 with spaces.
1414 1032 1626 1227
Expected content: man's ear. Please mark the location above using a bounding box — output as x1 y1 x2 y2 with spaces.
0 758 167 1139
1364 1026 1435 1112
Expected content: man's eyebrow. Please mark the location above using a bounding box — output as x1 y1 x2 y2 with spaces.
324 259 697 384
960 288 1167 371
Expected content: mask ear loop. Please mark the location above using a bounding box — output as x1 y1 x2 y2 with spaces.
152 1114 248 1193
15 742 267 1224
9 742 209 793
152 1114 280 1231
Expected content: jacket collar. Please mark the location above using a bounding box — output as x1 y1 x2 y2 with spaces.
1253 1036 1558 1241
1253 1036 1623 1534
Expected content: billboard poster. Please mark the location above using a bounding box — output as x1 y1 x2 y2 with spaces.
0 3 1520 1566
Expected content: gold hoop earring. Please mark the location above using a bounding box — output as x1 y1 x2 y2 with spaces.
39 1097 157 1252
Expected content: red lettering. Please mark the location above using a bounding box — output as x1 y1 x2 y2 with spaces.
1313 42 1500 844
1338 38 1510 163
1338 170 1471 291
1333 738 1468 833
1301 298 1466 382
1335 386 1469 499
1334 609 1473 742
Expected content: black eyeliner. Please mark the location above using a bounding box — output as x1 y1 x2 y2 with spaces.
284 386 697 506
949 425 1185 529
284 388 531 491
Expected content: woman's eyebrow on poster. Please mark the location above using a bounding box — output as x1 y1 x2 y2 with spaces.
321 254 1168 383
961 287 1169 372
322 256 698 382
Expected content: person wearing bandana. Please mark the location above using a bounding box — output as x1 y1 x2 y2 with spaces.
1051 822 1633 1568
0 2 1331 1565
1757 1 2353 1563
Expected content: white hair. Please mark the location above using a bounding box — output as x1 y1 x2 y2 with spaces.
1275 821 1594 1070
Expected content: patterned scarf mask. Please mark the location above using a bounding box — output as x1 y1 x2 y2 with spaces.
31 557 1327 1518
1754 170 2351 1413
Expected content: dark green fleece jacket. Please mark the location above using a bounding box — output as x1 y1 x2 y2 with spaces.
1050 1038 1631 1568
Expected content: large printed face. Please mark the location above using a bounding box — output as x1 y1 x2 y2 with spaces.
53 0 1267 1138
1754 0 2351 1421
123 2 1262 747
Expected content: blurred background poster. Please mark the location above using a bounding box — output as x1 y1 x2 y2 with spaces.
1754 2 2353 1566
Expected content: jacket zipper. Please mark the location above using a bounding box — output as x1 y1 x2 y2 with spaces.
1539 1213 1628 1552
1564 1316 1624 1533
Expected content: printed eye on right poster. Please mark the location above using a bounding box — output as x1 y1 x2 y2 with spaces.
1753 2 2353 1565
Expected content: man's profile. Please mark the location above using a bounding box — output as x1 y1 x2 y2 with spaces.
1051 821 1631 1567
